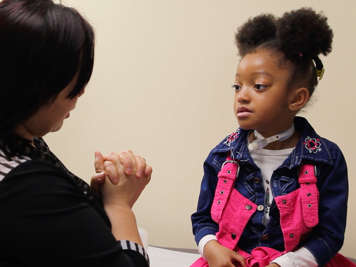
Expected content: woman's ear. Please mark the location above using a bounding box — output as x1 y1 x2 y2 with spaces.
288 87 310 112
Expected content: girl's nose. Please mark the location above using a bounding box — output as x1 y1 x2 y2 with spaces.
236 86 250 103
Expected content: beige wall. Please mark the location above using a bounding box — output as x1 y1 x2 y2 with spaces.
47 0 356 257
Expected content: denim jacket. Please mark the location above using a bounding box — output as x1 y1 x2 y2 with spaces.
191 117 348 266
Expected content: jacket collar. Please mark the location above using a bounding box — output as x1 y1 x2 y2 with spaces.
215 116 333 169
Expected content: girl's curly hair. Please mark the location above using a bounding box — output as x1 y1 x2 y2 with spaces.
235 8 333 95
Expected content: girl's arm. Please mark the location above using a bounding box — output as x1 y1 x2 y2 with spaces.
281 145 348 266
303 147 348 265
191 154 220 249
272 247 317 266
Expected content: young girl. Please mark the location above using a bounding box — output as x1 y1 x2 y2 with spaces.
191 8 355 267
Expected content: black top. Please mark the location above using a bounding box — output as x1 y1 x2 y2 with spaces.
0 138 149 267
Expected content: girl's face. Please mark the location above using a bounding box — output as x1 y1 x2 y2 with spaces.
234 49 296 137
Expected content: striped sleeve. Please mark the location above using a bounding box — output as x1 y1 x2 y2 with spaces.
118 240 150 265
0 150 30 182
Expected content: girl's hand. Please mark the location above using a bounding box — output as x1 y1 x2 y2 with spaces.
101 150 152 209
204 240 246 267
266 264 280 267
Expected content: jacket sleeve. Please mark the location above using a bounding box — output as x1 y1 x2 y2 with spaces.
191 153 220 246
303 146 348 266
0 160 149 267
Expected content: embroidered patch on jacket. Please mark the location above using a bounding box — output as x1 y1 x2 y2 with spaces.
224 130 239 147
304 136 322 153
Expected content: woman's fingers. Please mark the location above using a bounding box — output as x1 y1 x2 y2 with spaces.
90 151 106 192
90 171 105 192
94 151 105 173
134 155 146 178
103 150 151 185
104 160 119 184
118 151 136 176
144 165 152 184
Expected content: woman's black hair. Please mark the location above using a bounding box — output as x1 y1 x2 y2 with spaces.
0 0 94 155
235 8 333 95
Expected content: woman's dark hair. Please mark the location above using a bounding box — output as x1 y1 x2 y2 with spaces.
0 0 94 145
235 8 333 95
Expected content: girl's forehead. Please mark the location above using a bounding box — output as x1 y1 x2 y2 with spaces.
236 49 292 77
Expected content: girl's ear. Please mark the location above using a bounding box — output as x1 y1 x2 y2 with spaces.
288 87 310 112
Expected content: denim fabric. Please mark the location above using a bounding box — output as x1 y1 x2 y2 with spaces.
191 117 348 266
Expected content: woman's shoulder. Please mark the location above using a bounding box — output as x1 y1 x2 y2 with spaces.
0 152 64 183
0 151 85 204
0 149 32 182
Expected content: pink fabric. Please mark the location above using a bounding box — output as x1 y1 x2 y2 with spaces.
238 247 283 267
216 189 256 250
325 253 356 267
211 158 239 223
275 164 319 251
191 160 354 267
298 165 319 228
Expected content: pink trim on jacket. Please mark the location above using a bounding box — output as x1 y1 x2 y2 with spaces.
191 157 355 267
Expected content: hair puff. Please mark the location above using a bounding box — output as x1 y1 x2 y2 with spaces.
277 8 333 62
235 14 277 56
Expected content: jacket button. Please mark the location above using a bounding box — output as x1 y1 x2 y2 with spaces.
223 179 227 183
253 177 261 184
261 233 269 241
231 233 236 240
257 205 264 211
220 191 224 195
227 170 231 174
282 199 287 204
245 204 252 210
289 233 294 238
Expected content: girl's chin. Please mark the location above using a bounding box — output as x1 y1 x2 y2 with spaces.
237 119 255 130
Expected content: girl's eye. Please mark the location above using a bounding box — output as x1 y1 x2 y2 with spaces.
232 84 241 91
255 84 268 90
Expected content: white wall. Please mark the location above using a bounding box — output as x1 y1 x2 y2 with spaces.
47 0 356 257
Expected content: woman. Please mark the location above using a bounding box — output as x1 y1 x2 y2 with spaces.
0 0 151 266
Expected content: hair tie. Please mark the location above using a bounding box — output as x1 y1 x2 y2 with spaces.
313 56 325 80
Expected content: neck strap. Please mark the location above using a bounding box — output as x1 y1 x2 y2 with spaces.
248 124 295 151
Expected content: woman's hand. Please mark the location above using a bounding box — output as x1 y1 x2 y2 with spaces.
204 240 246 267
100 150 152 209
90 151 109 192
97 150 152 244
90 150 152 200
266 264 280 267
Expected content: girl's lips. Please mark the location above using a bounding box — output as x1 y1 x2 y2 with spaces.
237 107 252 113
237 111 252 119
237 107 252 119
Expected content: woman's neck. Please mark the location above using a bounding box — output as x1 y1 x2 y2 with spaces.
14 124 35 145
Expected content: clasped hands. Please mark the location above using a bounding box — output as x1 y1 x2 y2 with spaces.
90 150 152 208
